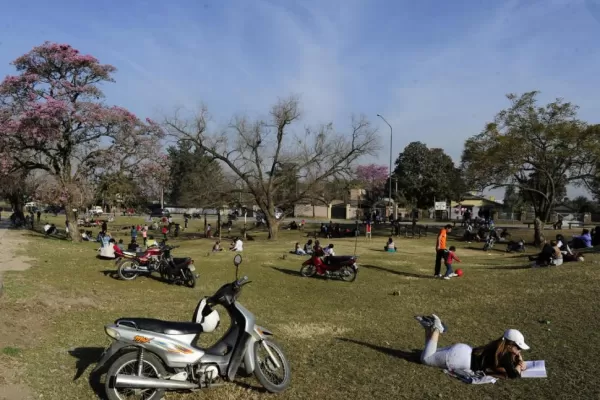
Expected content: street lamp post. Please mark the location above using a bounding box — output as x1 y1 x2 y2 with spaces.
377 114 393 219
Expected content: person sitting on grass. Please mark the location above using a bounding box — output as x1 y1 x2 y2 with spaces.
571 229 592 249
293 242 306 255
127 239 139 252
323 243 335 256
555 234 584 262
44 223 57 236
212 240 223 252
528 239 554 267
230 237 243 252
414 314 529 379
384 237 397 252
443 246 461 280
303 239 314 255
146 235 157 248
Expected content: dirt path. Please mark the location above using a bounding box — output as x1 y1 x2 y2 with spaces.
0 221 34 296
0 222 34 400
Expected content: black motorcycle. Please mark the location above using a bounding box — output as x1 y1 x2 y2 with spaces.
159 245 198 288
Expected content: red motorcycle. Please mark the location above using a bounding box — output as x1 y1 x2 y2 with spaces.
115 245 165 281
300 250 358 282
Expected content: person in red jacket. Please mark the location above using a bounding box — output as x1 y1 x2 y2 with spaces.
443 245 461 280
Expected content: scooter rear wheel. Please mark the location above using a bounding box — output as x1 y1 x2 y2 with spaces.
339 265 357 282
105 351 166 400
300 264 316 277
118 260 140 281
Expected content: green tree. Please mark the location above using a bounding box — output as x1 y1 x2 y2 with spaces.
461 91 597 245
568 195 598 214
394 142 464 208
167 141 227 208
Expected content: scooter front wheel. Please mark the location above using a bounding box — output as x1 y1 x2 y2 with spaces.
253 339 291 393
300 264 316 277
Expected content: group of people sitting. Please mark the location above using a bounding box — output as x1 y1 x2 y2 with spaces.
292 239 335 256
212 237 244 252
529 234 585 266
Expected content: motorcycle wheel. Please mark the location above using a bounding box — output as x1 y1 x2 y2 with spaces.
105 351 166 400
300 264 316 277
118 260 139 281
253 339 291 393
184 269 197 288
340 266 357 282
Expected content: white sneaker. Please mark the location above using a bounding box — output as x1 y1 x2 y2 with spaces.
432 314 446 333
434 274 442 278
450 273 458 277
443 276 451 280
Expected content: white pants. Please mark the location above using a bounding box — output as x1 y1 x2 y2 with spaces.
421 336 472 371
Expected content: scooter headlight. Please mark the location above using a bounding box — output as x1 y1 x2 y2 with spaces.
105 326 120 340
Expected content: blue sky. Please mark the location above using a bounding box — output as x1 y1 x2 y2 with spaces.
1 0 599 198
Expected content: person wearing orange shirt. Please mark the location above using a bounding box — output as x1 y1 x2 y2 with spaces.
434 224 453 278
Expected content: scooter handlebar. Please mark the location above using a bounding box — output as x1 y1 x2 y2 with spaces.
236 276 250 287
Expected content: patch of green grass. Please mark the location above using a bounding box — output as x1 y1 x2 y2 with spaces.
1 347 22 357
2 219 600 399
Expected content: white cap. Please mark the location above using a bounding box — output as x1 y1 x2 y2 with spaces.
503 329 530 350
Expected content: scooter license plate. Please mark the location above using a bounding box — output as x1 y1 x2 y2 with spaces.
188 265 196 271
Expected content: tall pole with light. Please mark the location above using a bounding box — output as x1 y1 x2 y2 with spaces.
376 114 393 219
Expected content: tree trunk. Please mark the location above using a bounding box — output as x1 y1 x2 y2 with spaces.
533 217 545 248
66 203 81 242
217 211 222 241
266 216 279 240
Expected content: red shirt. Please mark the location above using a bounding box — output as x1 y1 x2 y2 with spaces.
447 251 461 264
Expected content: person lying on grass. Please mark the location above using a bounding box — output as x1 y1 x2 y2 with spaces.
415 314 529 379
384 237 397 251
555 234 584 262
293 242 306 255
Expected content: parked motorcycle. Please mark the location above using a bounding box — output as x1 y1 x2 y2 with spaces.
115 245 166 281
159 245 197 288
94 255 291 400
300 250 358 282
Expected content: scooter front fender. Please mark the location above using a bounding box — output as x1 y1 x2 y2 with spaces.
242 325 274 375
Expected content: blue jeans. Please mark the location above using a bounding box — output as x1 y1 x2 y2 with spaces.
444 263 453 277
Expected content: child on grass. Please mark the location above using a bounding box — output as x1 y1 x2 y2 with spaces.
443 246 461 280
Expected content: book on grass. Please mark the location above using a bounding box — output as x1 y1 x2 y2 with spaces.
521 360 547 378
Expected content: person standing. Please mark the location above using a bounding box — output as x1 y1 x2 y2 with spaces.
434 224 453 278
365 221 372 240
101 220 108 234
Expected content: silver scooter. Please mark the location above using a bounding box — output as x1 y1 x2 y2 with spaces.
93 254 291 400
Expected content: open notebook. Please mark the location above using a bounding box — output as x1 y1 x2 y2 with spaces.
521 360 547 378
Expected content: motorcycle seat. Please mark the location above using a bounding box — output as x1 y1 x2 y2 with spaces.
115 317 204 335
170 257 191 267
325 255 355 264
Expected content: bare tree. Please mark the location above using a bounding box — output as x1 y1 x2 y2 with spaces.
165 96 379 239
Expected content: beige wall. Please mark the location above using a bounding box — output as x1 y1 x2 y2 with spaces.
294 204 330 218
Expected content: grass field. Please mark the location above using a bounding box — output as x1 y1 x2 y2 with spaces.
1 215 599 400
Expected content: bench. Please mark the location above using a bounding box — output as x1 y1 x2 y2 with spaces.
523 221 554 229
397 225 429 239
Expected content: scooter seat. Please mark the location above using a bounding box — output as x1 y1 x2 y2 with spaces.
116 317 204 335
325 255 355 265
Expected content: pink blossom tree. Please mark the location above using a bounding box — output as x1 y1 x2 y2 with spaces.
0 42 163 240
355 164 389 203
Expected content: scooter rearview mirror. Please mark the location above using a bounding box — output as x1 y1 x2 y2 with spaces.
233 254 242 266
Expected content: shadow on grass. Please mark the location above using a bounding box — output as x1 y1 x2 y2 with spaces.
360 264 434 279
270 266 303 277
464 246 506 253
69 347 106 398
475 264 531 270
22 232 69 241
336 338 421 364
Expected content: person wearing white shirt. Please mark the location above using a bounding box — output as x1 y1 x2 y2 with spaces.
230 237 243 252
323 244 335 256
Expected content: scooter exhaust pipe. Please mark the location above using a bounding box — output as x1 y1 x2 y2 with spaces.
121 268 148 273
114 374 197 390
